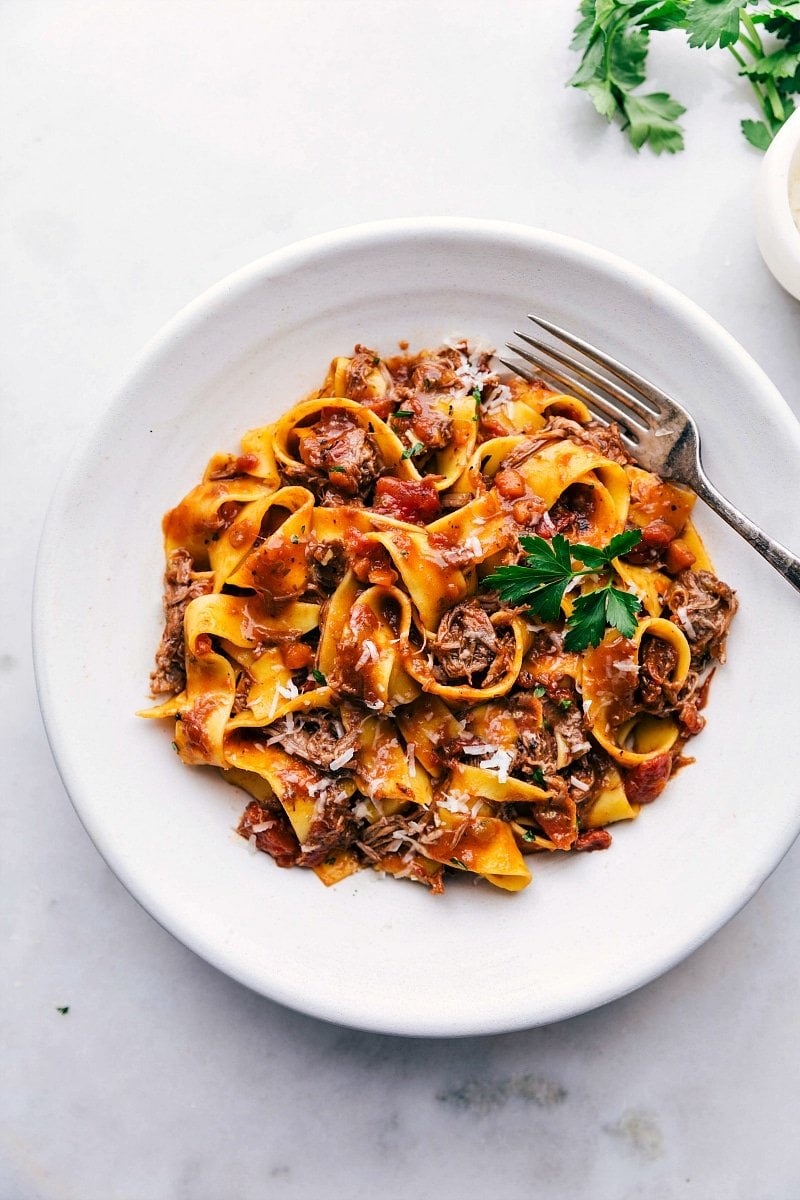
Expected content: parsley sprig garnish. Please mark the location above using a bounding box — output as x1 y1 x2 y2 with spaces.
482 530 643 650
570 2 800 153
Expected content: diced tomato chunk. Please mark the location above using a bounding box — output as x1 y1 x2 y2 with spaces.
373 476 441 525
665 539 696 574
623 752 672 805
641 519 676 548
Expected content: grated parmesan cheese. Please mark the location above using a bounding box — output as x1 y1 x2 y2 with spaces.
676 605 697 639
479 747 514 784
406 742 417 778
329 746 355 771
277 679 299 702
438 793 471 815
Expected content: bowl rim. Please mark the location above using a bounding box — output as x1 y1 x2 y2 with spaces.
755 109 800 300
33 217 800 1036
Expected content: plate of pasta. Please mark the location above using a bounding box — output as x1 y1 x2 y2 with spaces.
34 219 800 1035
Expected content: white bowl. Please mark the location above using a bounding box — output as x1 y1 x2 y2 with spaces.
34 218 800 1036
755 108 800 300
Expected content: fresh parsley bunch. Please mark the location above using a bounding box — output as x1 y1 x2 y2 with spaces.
482 530 643 651
571 1 800 153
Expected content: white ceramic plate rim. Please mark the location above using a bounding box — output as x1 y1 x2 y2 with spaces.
34 217 800 1036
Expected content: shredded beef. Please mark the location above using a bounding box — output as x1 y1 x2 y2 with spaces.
514 723 558 779
666 569 737 665
409 392 453 449
549 417 633 465
238 799 300 868
276 712 359 772
639 635 680 710
547 695 591 767
357 805 434 861
298 409 382 499
305 537 347 595
343 345 395 416
150 549 213 695
541 483 596 539
499 436 546 472
432 599 500 684
298 786 359 867
409 348 464 393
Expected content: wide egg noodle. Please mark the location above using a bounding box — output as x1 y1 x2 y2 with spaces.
583 617 692 768
142 340 731 895
271 397 421 484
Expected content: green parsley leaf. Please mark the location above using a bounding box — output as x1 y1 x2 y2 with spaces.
311 669 327 685
569 2 688 153
531 767 547 788
472 386 482 402
392 409 414 419
483 527 642 649
564 584 641 650
521 828 538 843
684 0 743 48
740 45 800 81
486 534 575 622
741 117 774 148
533 685 547 698
569 1 800 152
623 91 687 153
56 1006 70 1014
558 698 573 710
450 857 467 869
328 465 346 474
571 527 642 569
401 441 426 460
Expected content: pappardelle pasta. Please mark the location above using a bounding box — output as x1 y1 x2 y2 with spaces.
142 339 736 893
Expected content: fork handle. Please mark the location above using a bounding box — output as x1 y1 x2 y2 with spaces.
694 470 800 593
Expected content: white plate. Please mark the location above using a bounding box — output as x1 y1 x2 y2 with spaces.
34 218 800 1036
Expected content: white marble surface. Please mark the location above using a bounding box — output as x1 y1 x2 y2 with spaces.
3 3 799 1197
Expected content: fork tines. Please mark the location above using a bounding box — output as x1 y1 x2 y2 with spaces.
501 313 674 449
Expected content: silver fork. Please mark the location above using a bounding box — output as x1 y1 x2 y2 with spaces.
500 314 800 594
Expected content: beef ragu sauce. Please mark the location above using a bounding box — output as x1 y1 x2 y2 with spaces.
144 339 737 895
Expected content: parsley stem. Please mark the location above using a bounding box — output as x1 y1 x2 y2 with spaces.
764 77 785 124
740 11 764 60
